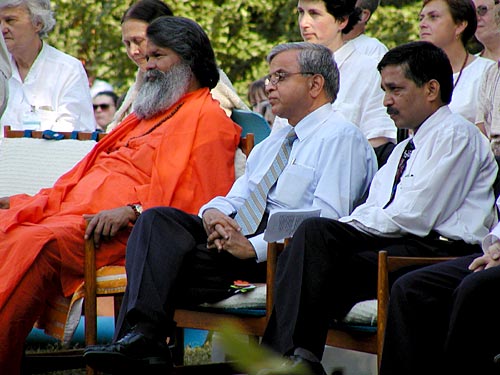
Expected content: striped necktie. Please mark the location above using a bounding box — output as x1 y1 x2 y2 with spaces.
383 139 415 209
235 129 297 235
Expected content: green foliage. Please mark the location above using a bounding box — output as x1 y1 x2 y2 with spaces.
369 2 422 49
47 0 421 101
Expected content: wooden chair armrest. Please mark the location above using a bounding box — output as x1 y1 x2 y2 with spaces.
265 240 289 320
84 232 97 346
376 250 456 368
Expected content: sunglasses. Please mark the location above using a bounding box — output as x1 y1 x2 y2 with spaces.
93 104 111 110
477 2 499 16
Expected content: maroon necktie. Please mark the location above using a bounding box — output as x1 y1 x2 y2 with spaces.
383 139 415 209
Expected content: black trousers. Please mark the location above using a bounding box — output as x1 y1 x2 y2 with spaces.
113 207 265 341
380 253 500 375
261 217 481 360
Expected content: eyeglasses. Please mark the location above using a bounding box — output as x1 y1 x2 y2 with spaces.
93 104 111 111
477 2 499 16
264 71 315 86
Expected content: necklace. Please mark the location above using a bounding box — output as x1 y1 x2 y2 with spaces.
124 102 184 147
453 52 469 88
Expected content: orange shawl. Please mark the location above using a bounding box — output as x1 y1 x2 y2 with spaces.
0 88 241 311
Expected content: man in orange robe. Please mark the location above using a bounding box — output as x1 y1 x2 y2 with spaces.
0 16 240 373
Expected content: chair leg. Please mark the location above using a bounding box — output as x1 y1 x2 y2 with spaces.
171 327 185 366
84 237 97 375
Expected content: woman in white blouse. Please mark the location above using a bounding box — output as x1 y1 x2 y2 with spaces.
419 0 494 123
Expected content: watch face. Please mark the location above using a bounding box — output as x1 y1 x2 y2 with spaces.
135 204 143 214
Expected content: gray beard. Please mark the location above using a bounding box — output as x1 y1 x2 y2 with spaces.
133 63 191 119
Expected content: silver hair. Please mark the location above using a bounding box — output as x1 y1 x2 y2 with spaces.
267 42 340 103
0 0 55 38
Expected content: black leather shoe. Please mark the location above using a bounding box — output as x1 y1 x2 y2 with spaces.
256 354 327 375
83 330 172 374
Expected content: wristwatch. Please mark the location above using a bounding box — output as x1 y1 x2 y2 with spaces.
127 203 143 219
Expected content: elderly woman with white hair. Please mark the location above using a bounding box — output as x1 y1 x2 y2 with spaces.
0 0 96 133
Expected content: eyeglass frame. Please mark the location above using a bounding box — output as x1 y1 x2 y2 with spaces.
264 71 315 86
476 1 499 16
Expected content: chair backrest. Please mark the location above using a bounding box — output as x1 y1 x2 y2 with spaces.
0 126 105 196
231 109 271 145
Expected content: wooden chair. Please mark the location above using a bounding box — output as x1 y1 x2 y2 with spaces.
83 134 255 375
250 244 454 373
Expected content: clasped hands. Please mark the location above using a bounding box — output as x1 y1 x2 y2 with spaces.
202 208 257 259
469 240 500 272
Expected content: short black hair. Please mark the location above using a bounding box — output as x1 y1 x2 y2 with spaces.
378 41 453 104
322 0 361 34
147 16 219 90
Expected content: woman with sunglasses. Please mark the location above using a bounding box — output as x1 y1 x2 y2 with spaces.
92 91 118 131
419 0 495 123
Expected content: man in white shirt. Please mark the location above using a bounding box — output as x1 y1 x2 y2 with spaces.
0 0 95 134
259 41 497 375
83 42 377 373
0 34 11 117
344 0 389 61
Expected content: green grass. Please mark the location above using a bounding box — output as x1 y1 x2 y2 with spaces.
25 339 213 374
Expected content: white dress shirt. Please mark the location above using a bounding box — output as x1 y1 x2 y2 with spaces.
0 42 96 134
332 42 396 142
341 106 498 244
449 56 494 124
200 104 378 261
346 34 388 62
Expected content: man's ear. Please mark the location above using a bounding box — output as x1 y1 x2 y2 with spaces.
360 8 371 24
426 79 441 102
309 74 325 99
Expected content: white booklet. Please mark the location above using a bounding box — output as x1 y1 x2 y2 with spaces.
263 208 321 243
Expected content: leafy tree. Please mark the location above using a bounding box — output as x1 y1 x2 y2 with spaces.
48 0 421 103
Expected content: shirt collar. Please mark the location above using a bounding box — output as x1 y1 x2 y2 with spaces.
291 103 332 142
411 105 451 148
333 42 356 69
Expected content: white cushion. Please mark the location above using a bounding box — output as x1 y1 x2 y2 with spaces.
198 286 377 326
342 299 378 326
0 137 95 196
199 284 266 310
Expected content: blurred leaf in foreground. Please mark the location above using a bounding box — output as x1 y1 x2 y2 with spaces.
219 323 312 375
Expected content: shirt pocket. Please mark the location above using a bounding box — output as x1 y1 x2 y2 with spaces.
274 163 315 208
399 174 415 193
